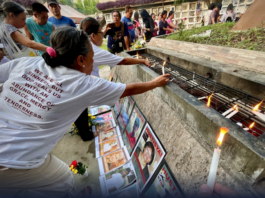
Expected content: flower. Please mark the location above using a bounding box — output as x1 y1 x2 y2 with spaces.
71 123 75 126
74 170 78 174
74 129 78 133
184 18 187 20
70 160 78 168
89 123 91 126
88 114 92 117
72 168 75 172
92 116 96 119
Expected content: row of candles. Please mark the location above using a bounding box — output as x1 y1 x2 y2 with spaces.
134 53 264 193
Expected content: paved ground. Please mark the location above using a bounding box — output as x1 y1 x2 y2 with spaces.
51 66 111 196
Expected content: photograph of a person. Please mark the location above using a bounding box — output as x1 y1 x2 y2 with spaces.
90 105 111 116
95 112 113 122
122 106 146 154
96 136 123 158
98 148 129 175
131 123 166 192
96 120 116 133
143 161 184 198
99 161 136 196
117 96 134 132
97 127 121 143
113 96 125 118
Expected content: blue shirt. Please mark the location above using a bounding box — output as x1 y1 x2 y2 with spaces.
48 16 76 29
121 16 135 42
105 23 129 51
26 17 53 55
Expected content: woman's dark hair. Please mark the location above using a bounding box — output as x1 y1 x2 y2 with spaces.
151 13 156 18
144 141 155 165
80 17 100 36
227 4 234 11
42 27 91 68
168 10 174 19
112 10 121 18
137 27 141 32
2 1 26 17
161 10 167 18
134 11 139 21
208 3 216 10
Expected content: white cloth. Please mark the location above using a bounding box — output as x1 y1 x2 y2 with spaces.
0 56 9 65
155 20 160 35
105 173 124 190
0 57 126 169
103 143 111 152
91 43 123 77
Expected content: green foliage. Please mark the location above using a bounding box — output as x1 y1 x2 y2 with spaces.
58 0 99 15
76 162 88 175
165 23 265 52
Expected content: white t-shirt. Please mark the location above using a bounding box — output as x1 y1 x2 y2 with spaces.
0 56 10 65
91 43 123 77
105 173 124 190
0 57 126 169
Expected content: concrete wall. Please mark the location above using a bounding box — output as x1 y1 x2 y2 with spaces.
112 52 264 197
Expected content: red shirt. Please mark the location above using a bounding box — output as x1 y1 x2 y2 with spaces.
153 21 157 36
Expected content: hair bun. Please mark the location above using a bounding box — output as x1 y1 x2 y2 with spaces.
42 51 60 68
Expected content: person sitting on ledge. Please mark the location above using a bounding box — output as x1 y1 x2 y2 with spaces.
73 17 151 141
0 27 170 198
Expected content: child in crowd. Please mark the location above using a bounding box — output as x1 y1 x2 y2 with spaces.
0 43 9 65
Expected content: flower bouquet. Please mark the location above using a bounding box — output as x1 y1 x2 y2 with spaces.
69 160 89 178
69 114 98 136
130 39 146 51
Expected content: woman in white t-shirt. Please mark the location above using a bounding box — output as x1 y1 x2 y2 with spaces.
74 17 151 141
0 27 169 197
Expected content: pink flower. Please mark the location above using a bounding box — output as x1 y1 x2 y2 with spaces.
184 18 187 20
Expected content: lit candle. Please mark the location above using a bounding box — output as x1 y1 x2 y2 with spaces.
146 57 148 61
243 122 255 131
207 93 214 107
198 96 207 100
207 127 229 192
162 61 166 75
225 107 239 119
136 52 139 59
252 101 265 121
222 105 238 116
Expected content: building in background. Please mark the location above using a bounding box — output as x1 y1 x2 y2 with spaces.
97 0 254 30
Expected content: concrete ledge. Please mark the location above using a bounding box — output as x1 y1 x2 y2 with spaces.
114 51 265 196
148 37 265 75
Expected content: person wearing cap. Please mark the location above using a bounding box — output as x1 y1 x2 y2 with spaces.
47 0 77 29
0 44 10 65
24 2 54 55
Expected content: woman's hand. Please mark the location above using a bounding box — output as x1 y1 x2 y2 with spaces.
144 60 151 67
151 74 170 87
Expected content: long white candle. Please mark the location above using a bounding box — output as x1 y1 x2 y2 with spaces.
225 110 238 119
162 67 165 75
252 111 265 122
207 148 221 192
198 96 207 100
222 108 234 116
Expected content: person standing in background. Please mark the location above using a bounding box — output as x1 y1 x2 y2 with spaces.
166 11 178 34
121 5 135 44
0 1 48 59
151 13 159 37
47 0 76 29
133 11 141 28
203 3 215 26
24 2 54 55
159 11 173 35
156 12 161 35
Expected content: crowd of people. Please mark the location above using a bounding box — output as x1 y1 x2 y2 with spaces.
0 0 240 197
0 0 170 197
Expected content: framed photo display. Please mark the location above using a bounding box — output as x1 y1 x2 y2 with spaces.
95 136 124 158
122 105 146 155
131 123 166 193
95 126 121 143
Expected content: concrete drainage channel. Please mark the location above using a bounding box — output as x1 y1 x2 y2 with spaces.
112 47 265 196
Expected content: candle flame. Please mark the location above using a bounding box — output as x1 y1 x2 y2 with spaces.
136 52 139 59
162 61 166 67
235 106 239 112
249 122 255 129
217 127 229 147
144 34 146 41
253 101 263 111
146 57 148 61
207 93 214 107
233 105 238 110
